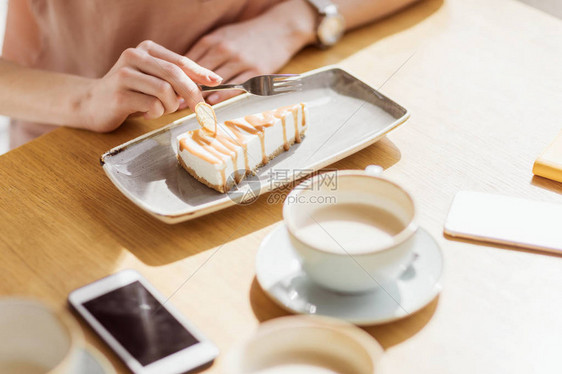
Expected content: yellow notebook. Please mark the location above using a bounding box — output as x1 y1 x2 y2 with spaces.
533 130 562 183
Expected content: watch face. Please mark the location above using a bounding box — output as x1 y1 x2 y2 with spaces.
318 14 345 47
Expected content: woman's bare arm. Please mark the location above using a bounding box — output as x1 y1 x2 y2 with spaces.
0 41 221 132
333 0 422 31
0 60 93 128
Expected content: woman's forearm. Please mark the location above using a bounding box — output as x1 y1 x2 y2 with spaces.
335 0 422 30
0 59 93 128
280 0 422 50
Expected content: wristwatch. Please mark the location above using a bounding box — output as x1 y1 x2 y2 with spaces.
304 0 345 48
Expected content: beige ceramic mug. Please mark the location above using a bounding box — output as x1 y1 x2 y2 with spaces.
283 166 418 294
0 298 83 374
225 315 383 373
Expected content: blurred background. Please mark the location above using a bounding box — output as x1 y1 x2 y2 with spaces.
0 0 559 156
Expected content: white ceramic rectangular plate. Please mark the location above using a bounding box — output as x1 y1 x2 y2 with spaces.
101 66 409 224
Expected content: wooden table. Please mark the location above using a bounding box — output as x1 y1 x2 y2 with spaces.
2 0 562 372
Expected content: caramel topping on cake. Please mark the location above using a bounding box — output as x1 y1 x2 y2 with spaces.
179 103 304 172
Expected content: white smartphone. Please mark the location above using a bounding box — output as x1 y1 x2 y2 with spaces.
68 269 218 374
444 191 562 253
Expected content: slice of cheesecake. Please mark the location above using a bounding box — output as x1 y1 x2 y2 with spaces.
177 103 308 193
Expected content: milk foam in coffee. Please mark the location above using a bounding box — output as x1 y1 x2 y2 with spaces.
296 203 405 254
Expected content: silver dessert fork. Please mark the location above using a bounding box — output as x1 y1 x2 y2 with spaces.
200 74 303 96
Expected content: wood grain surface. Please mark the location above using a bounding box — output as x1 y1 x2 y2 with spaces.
1 0 562 372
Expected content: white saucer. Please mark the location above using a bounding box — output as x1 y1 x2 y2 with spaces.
256 225 443 325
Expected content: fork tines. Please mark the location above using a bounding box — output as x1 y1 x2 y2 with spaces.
272 74 303 93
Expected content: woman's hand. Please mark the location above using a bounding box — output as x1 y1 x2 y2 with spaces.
83 40 222 132
185 0 316 105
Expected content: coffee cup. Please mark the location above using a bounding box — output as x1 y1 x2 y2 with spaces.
225 315 383 373
283 166 417 294
0 298 82 374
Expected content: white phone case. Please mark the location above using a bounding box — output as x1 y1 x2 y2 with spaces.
444 191 562 253
68 269 218 374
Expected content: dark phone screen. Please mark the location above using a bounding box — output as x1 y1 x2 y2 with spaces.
83 281 199 366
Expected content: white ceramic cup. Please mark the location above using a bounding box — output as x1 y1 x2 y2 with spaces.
225 315 383 374
0 298 82 374
283 166 418 294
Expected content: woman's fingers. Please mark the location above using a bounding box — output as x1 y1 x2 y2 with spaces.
121 47 205 111
206 70 254 105
117 91 165 120
109 40 228 119
196 49 231 73
185 35 216 62
116 67 180 114
202 60 245 99
137 40 222 86
144 99 165 119
212 62 249 85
